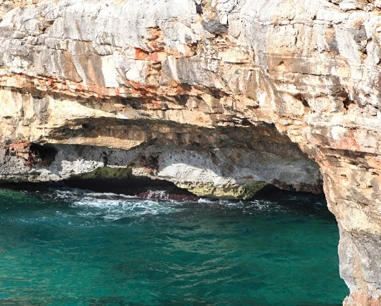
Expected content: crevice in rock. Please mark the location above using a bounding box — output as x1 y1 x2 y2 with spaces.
343 95 354 110
294 93 310 108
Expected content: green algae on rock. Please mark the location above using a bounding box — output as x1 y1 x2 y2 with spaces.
177 181 268 199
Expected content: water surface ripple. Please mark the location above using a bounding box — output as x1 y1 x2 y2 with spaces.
0 188 348 305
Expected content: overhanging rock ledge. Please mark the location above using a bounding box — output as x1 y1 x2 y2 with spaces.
1 0 381 304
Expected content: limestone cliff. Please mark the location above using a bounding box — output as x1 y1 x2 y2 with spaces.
0 0 380 304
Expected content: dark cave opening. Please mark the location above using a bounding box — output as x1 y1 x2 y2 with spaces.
30 143 58 166
64 175 199 201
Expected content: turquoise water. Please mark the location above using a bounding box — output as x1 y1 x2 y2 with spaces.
0 188 347 305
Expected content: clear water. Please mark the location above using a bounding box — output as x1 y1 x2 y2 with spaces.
0 188 348 305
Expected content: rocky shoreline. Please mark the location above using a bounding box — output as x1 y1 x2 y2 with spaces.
1 0 381 304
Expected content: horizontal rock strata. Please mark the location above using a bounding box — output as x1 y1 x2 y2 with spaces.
0 0 381 304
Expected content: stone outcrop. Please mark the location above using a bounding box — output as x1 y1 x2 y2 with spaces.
0 0 381 304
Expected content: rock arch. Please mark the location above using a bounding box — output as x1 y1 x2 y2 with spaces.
0 0 380 304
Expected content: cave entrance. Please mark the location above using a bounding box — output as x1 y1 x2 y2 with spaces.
30 143 58 166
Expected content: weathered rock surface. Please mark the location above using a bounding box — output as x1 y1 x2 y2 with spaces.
0 0 381 304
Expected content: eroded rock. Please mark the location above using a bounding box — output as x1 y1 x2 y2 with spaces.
0 0 380 303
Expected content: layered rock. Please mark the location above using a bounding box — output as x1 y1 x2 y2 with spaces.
0 0 381 304
0 0 323 198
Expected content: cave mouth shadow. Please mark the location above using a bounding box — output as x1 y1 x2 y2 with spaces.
254 184 332 218
0 179 330 217
64 175 197 199
30 143 58 166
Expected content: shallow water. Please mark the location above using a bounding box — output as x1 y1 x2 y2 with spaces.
0 188 348 305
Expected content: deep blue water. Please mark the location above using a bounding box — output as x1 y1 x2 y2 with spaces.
0 188 348 305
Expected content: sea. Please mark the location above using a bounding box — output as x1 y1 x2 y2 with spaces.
0 187 348 305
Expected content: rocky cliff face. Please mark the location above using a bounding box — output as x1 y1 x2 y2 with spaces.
0 0 380 304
